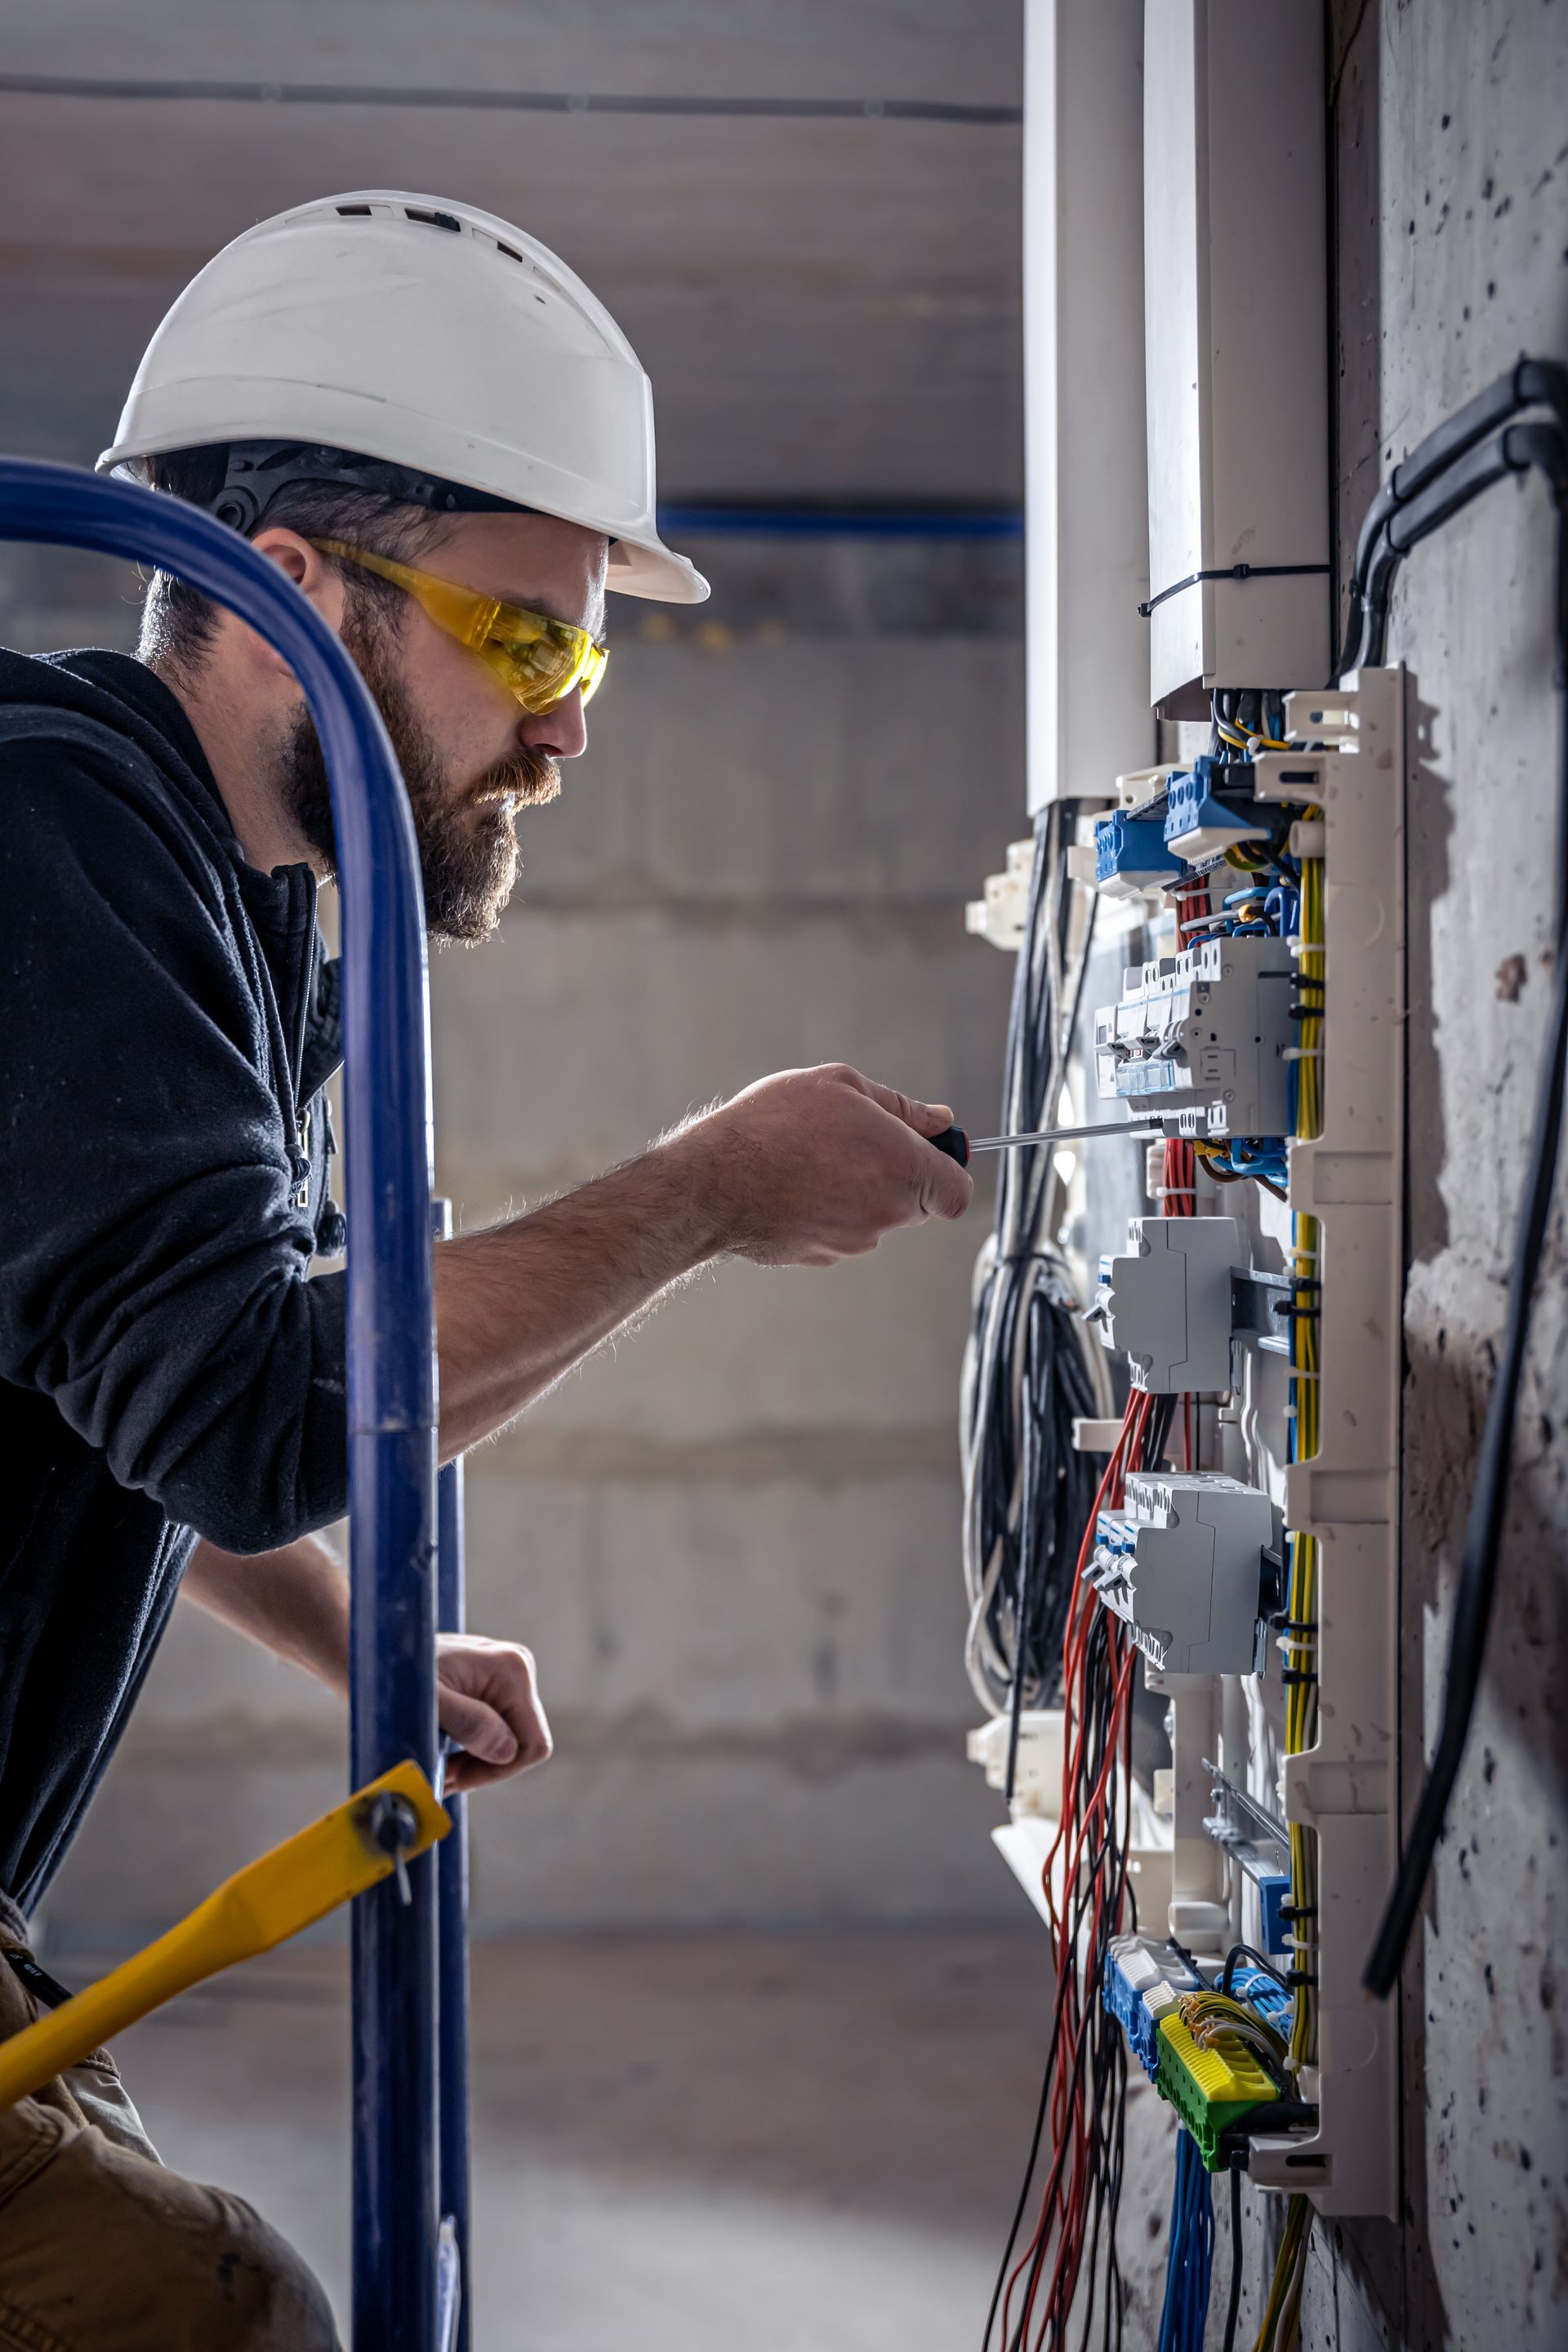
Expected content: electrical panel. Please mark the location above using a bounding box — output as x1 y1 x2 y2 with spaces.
964 671 1406 2230
1091 1214 1245 1393
960 4 1411 2307
1088 1470 1279 1677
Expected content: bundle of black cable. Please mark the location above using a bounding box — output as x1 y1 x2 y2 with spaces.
962 803 1105 1740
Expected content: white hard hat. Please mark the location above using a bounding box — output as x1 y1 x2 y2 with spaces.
99 189 708 605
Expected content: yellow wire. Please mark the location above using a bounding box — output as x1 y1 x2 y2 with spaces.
1216 716 1294 753
1242 815 1324 2352
1251 2195 1312 2351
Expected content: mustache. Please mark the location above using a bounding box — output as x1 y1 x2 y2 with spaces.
471 745 561 809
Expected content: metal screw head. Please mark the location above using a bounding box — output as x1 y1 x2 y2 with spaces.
364 1791 420 1905
367 1791 419 1855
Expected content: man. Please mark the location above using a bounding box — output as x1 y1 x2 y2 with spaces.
0 193 971 2344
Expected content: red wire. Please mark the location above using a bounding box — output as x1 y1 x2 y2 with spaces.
1009 972 1210 2342
1002 1389 1150 2350
1006 1081 1207 2341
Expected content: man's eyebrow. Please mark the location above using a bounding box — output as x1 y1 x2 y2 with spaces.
502 588 608 639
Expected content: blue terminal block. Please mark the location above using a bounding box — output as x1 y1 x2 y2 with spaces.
1163 757 1269 859
1103 1935 1203 2081
1094 808 1184 893
1255 1878 1292 1962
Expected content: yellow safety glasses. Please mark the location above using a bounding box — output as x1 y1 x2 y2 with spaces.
310 539 608 714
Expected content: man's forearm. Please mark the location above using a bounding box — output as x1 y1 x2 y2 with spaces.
430 1062 972 1459
182 1539 553 1793
183 1534 351 1690
434 1125 723 1456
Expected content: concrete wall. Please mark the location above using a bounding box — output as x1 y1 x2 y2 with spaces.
30 537 1034 1944
1287 5 1568 2345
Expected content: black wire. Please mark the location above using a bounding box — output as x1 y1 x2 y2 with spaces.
1336 358 1568 675
1365 438 1568 1996
1003 1383 1041 1802
969 803 1103 1716
1221 2164 1245 2352
1143 1391 1178 1472
1221 1943 1290 1997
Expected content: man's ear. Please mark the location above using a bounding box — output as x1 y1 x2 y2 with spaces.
243 530 349 675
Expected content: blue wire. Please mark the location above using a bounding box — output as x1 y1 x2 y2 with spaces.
1157 2132 1217 2352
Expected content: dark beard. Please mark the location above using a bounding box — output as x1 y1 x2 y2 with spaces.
281 608 559 942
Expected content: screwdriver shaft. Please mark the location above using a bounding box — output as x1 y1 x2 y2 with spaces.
965 1118 1166 1152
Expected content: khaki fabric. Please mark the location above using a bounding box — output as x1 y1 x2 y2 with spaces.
0 1908 340 2352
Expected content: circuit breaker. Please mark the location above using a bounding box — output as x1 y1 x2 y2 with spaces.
1092 933 1293 1135
1086 1470 1280 1677
1091 1214 1245 1392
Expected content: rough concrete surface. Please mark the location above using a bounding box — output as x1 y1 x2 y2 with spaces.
1317 2 1568 2346
0 2 1025 505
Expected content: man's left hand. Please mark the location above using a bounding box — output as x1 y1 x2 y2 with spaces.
436 1632 553 1793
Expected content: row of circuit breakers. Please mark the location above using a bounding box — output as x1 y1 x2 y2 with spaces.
1085 756 1300 1683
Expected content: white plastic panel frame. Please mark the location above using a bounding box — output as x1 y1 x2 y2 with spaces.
1236 667 1405 2221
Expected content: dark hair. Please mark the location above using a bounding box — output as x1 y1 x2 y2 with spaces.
137 444 459 678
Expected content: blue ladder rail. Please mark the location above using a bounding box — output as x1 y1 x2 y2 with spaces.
0 458 460 2352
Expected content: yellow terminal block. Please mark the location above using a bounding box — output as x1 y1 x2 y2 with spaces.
0 1762 448 2112
1155 2011 1280 2169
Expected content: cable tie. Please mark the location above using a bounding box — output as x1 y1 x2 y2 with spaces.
1280 1668 1318 1687
1137 560 1331 619
1285 1969 1320 1989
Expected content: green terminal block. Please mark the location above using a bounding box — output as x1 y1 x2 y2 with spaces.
1155 2012 1281 2170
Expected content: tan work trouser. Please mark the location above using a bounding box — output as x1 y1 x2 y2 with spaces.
0 1901 340 2351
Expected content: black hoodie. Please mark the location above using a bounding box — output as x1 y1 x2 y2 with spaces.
0 648 349 1909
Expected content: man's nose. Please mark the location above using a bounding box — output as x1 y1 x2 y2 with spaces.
518 688 587 762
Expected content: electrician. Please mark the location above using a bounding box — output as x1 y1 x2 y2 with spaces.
0 192 972 2347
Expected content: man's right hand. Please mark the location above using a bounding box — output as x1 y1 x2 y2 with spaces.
672 1062 974 1266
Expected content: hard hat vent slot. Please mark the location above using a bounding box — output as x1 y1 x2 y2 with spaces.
496 242 523 263
336 204 372 217
404 207 461 234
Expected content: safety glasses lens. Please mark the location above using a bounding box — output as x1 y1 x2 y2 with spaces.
483 618 606 713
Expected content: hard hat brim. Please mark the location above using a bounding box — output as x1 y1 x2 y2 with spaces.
100 412 708 606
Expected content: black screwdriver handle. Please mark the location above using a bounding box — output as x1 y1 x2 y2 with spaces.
929 1125 970 1168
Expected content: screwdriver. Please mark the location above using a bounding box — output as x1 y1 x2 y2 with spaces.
929 1119 1165 1169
